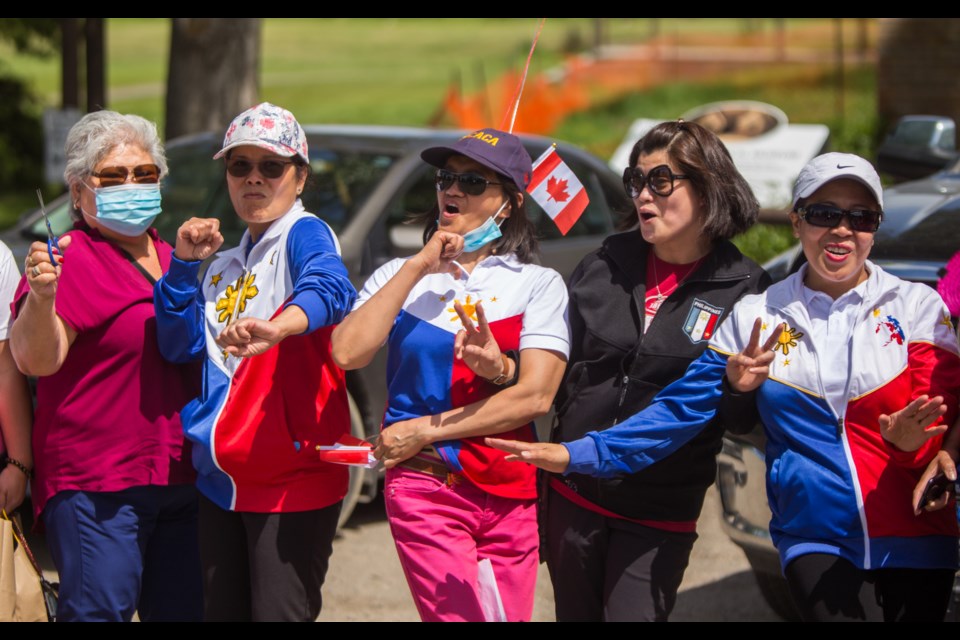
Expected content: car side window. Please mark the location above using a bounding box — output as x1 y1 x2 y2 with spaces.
303 150 397 235
377 165 436 263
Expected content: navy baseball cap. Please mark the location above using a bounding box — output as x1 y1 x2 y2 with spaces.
421 128 532 190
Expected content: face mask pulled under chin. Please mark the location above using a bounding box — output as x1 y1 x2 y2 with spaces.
81 182 162 237
459 200 509 253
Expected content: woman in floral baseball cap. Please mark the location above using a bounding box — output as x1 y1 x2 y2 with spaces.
155 102 357 621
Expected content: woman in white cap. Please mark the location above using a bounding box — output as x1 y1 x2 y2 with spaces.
491 152 960 621
332 127 569 621
154 102 356 621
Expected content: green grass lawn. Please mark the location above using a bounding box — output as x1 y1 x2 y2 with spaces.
0 18 877 263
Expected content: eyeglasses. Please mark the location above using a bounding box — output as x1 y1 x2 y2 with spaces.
622 165 688 198
91 164 160 187
226 158 296 179
796 203 883 233
435 169 502 196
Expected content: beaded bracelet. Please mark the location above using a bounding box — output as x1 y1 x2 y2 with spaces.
3 457 32 480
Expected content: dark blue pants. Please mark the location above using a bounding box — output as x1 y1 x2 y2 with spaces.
43 484 203 622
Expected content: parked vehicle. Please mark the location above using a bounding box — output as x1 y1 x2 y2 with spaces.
2 125 631 526
877 115 958 182
717 168 960 619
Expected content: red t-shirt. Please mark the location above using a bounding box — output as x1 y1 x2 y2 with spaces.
14 224 199 519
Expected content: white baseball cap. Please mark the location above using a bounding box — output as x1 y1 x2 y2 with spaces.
792 152 883 210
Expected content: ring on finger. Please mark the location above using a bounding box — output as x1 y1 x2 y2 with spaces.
31 265 41 277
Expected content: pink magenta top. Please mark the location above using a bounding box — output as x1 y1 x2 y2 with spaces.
14 224 199 519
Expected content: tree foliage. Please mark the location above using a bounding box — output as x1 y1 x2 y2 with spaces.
0 19 59 57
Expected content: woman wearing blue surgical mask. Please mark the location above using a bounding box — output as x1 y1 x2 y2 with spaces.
331 129 570 621
8 110 202 621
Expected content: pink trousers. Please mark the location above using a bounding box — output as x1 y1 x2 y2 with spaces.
384 466 539 622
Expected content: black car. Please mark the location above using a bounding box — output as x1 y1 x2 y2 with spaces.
2 125 632 526
717 167 960 619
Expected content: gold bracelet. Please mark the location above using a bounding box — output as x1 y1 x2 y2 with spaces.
4 457 32 480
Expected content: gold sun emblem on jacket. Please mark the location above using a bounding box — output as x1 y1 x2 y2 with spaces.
448 294 480 322
216 272 259 323
774 325 804 356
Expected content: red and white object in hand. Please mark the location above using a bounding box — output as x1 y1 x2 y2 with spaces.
316 434 377 467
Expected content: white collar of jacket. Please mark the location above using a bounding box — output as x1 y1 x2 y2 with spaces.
766 260 901 317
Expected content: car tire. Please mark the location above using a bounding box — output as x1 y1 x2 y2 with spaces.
337 393 366 530
745 553 800 621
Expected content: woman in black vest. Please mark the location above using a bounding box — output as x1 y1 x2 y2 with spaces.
510 120 768 621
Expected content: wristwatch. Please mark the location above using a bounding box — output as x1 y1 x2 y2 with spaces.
488 350 520 387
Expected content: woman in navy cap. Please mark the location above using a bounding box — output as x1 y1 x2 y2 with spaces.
332 128 570 621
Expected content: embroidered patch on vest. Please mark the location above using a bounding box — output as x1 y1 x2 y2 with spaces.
682 298 724 343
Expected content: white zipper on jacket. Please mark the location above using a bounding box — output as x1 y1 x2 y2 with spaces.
778 296 872 570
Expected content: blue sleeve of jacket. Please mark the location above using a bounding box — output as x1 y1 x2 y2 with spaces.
154 256 207 364
284 216 357 334
564 347 729 478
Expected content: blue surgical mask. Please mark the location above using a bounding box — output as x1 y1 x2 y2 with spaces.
83 183 162 237
460 200 509 253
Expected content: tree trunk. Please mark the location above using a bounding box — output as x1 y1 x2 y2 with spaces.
165 18 260 140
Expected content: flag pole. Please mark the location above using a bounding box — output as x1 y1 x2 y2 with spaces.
501 18 546 134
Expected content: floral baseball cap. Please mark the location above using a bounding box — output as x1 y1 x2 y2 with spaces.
214 102 309 163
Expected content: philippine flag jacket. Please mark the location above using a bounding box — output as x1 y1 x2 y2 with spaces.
566 262 960 570
155 203 357 512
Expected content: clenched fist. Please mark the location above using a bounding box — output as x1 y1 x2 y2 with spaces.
175 217 224 262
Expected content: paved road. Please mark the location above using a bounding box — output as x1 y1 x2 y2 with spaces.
26 483 782 621
319 484 783 622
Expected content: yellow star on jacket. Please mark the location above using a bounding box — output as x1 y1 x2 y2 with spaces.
216 273 259 324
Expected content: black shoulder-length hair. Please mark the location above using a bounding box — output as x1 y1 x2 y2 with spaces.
624 120 759 240
408 171 540 264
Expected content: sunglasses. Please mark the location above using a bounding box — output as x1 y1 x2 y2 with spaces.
226 158 296 179
91 164 160 188
796 203 883 233
435 169 502 196
622 164 688 198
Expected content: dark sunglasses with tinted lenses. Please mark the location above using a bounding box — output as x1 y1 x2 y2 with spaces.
622 164 688 198
226 158 296 179
796 203 883 233
91 164 161 187
435 169 502 196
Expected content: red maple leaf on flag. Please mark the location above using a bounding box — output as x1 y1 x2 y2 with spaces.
546 176 570 203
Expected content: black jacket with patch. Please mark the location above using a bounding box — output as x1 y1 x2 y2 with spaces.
550 229 770 522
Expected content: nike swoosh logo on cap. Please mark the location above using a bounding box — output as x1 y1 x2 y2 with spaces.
837 164 854 169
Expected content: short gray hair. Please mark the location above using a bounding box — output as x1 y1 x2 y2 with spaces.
63 110 167 187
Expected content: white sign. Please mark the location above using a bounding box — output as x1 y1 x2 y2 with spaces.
610 101 830 211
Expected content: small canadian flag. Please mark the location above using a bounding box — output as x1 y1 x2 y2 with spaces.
527 146 589 236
